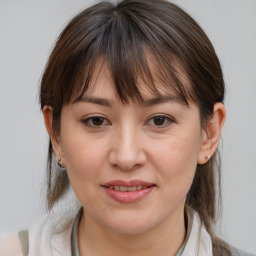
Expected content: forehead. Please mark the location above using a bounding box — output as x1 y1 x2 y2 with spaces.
73 59 192 106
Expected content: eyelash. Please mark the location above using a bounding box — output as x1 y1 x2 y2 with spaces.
146 115 174 127
82 116 110 128
82 114 174 129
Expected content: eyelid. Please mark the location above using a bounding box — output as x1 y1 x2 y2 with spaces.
81 115 111 128
145 114 175 127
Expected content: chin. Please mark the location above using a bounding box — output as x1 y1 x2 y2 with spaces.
102 212 163 235
108 222 154 235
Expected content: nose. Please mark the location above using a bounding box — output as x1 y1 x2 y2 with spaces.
108 124 147 171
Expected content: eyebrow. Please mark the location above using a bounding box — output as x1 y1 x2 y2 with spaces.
74 95 183 107
74 96 112 107
141 95 184 107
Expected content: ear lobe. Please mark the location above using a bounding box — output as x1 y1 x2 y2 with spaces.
42 106 64 160
198 102 226 164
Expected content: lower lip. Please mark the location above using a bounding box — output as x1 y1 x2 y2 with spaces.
103 186 155 203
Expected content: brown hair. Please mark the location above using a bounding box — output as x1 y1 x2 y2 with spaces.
40 0 230 254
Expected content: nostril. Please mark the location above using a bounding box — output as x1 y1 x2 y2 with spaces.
108 147 147 171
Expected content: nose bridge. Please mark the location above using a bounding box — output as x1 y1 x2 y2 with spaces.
119 122 137 155
109 121 146 170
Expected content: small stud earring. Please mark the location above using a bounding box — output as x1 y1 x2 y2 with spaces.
205 155 211 161
57 158 66 171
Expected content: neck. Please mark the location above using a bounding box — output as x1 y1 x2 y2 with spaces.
78 207 186 256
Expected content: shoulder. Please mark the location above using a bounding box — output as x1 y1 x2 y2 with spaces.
28 206 81 255
0 212 75 256
0 233 24 256
230 246 256 256
0 191 81 256
185 208 256 256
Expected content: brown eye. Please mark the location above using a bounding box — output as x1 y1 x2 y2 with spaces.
153 116 166 126
147 115 174 127
82 116 109 127
91 117 104 126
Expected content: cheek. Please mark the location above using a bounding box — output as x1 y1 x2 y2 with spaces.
61 136 107 208
60 130 107 190
153 134 200 172
150 131 202 195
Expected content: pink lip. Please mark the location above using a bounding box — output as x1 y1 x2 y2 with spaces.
102 180 156 203
103 180 153 187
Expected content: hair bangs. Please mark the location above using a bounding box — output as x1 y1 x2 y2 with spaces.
72 7 195 106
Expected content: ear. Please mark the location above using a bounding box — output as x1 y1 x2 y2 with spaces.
43 106 65 163
197 102 226 164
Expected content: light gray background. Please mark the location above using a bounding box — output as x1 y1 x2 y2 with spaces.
0 0 255 253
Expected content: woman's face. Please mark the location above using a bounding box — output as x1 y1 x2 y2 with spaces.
56 64 208 234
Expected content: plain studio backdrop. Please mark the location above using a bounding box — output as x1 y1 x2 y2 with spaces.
0 0 255 253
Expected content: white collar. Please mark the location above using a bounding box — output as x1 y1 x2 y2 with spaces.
182 212 213 256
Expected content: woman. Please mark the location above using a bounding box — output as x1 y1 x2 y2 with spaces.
0 0 254 255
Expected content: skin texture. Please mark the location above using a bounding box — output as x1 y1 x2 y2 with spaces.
43 64 225 256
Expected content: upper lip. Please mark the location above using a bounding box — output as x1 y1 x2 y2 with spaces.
102 180 155 187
